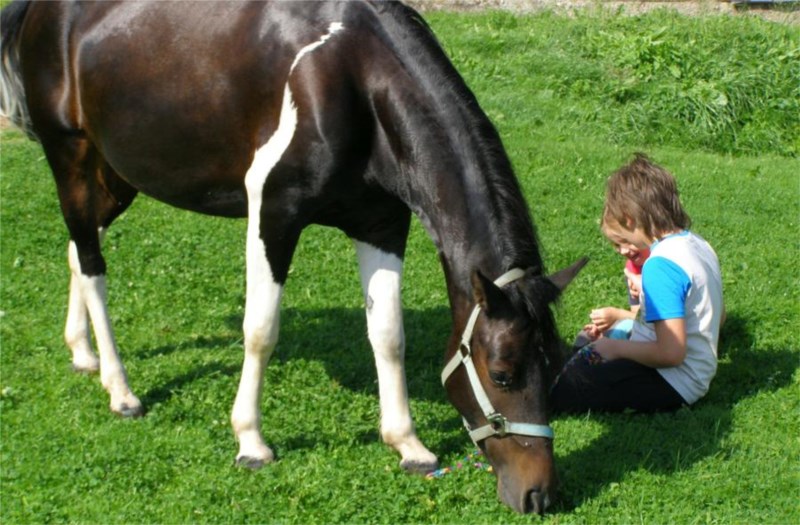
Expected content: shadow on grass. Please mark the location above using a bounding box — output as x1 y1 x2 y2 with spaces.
268 305 469 455
133 304 467 454
551 313 798 512
275 306 451 401
139 360 241 409
131 308 796 512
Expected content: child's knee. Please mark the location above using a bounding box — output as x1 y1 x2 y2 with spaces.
605 319 634 340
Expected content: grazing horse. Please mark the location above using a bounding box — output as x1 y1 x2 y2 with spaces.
1 0 585 514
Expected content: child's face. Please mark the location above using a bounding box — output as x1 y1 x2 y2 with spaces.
602 221 652 266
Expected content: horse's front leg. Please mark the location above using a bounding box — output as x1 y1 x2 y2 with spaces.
230 208 287 467
233 141 299 467
355 241 438 473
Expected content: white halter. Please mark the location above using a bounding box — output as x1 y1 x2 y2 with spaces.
441 268 555 444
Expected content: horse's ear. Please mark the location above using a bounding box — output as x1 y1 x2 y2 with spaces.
471 270 509 317
546 257 589 294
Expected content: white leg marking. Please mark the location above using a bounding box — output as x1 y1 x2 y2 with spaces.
64 270 99 373
65 230 109 372
232 75 295 467
68 239 141 416
231 22 346 467
232 218 283 465
65 228 109 372
355 241 438 472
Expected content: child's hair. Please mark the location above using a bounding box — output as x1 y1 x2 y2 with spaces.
602 153 691 239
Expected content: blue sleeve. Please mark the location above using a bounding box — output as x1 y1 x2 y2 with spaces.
642 257 690 322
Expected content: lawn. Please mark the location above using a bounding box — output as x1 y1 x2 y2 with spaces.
1 6 798 524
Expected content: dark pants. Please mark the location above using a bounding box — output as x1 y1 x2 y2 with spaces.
550 354 687 414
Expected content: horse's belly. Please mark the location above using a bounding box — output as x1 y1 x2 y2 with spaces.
157 187 248 218
118 168 249 218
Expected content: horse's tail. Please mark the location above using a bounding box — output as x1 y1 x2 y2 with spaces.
1 0 35 139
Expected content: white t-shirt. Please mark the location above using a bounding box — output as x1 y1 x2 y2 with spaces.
630 231 724 404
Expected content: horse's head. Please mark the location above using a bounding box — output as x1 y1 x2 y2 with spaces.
442 258 587 514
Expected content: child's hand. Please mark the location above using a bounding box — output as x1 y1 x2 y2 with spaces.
582 323 602 341
624 268 642 298
589 307 620 333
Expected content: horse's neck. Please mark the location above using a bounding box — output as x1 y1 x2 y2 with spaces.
368 5 542 317
385 110 537 316
415 159 532 318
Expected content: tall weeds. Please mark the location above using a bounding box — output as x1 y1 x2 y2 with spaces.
557 10 799 156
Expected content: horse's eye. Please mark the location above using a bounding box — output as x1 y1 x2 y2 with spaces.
489 369 513 387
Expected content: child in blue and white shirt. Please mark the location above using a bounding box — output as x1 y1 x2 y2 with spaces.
552 153 725 413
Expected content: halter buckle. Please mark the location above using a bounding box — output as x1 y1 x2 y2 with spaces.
487 413 508 437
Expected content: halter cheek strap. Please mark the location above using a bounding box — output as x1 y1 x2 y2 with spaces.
441 268 555 444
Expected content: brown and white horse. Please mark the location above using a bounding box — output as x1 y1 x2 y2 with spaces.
0 0 584 513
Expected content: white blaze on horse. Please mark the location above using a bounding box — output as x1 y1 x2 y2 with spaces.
0 0 585 514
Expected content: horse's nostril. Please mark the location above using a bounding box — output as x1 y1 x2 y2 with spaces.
489 370 512 387
526 489 546 515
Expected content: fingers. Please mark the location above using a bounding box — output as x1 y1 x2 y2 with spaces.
589 308 612 330
582 324 601 341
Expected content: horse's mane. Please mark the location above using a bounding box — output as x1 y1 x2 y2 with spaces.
374 1 545 277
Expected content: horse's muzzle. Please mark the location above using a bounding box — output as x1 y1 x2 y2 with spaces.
494 443 557 514
497 474 555 514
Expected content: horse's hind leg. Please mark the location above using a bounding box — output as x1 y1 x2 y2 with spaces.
65 231 101 373
45 137 141 416
354 241 438 473
64 167 137 375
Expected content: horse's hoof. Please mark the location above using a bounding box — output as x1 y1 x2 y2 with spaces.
235 456 267 469
71 363 100 375
400 457 439 475
115 403 145 418
234 438 274 469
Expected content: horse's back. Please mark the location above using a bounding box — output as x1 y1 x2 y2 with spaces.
14 1 391 217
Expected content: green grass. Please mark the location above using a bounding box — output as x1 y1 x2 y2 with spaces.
433 8 800 157
2 8 799 525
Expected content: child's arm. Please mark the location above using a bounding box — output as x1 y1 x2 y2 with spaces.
592 317 687 368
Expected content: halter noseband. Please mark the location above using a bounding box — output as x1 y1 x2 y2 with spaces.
441 268 555 444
